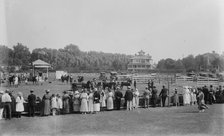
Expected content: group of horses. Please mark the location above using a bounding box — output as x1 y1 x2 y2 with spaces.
71 76 132 91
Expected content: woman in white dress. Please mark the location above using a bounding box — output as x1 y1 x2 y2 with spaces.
51 94 58 116
16 92 24 118
88 89 94 114
100 89 106 111
80 89 89 114
183 86 191 105
106 89 114 111
132 88 140 109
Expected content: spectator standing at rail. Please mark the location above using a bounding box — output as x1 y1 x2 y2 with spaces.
62 91 70 114
134 80 137 89
42 90 51 116
202 85 209 104
15 92 24 118
159 85 168 107
151 86 158 107
56 94 63 115
208 85 215 104
8 91 16 117
73 91 80 113
28 90 36 117
2 90 12 120
88 89 94 114
100 89 106 111
173 89 179 106
80 89 89 114
0 90 4 120
114 87 123 110
51 94 58 116
93 88 101 113
132 88 139 109
106 88 114 111
124 86 133 110
143 87 150 108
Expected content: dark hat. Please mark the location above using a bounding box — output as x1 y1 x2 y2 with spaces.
30 90 34 93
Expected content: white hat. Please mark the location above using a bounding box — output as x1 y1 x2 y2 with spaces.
0 90 4 94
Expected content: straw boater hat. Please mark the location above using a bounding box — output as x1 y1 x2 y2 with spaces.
74 91 79 94
127 86 131 89
46 89 50 93
0 90 4 94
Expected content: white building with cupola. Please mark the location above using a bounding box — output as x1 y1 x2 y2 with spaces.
127 50 153 72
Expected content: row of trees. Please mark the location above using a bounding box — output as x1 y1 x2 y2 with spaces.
0 43 224 73
0 43 130 72
157 52 224 73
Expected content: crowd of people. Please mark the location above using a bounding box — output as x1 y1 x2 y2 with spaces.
0 84 224 120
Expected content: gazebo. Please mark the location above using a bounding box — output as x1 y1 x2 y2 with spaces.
32 59 51 78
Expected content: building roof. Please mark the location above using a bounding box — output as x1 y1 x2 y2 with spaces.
32 59 51 68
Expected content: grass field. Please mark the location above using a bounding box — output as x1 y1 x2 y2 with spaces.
1 73 224 135
0 103 223 135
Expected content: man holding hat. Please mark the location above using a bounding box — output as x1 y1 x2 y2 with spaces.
28 90 36 117
124 86 133 110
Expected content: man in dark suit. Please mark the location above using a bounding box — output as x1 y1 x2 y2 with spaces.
124 86 133 110
115 87 123 110
151 86 158 107
28 90 36 117
159 85 168 107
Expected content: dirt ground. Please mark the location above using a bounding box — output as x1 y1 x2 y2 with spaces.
0 104 223 136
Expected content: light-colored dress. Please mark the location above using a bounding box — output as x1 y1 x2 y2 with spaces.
107 92 114 110
51 97 58 109
73 94 80 112
14 77 18 85
42 94 51 115
16 96 24 112
57 97 63 110
80 92 88 112
88 92 94 112
100 90 106 107
132 90 140 108
183 87 190 105
63 94 70 114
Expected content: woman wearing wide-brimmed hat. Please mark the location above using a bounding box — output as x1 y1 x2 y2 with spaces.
80 89 89 114
42 89 51 116
62 91 70 114
73 90 80 113
15 92 24 118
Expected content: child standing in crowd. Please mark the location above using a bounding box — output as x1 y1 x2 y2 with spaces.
80 89 89 114
56 94 63 115
173 89 179 106
51 94 58 116
15 92 24 118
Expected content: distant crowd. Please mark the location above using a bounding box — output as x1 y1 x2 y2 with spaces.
0 83 224 120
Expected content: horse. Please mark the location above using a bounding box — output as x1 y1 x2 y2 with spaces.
61 75 69 83
120 81 132 89
8 75 15 86
77 76 84 83
102 81 117 90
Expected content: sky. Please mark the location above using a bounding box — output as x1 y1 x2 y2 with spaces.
1 0 224 62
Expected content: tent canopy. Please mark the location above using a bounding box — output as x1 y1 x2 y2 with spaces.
32 59 51 68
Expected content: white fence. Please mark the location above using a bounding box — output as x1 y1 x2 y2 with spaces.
176 76 221 87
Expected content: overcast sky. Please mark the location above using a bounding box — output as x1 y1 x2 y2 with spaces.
1 0 224 62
